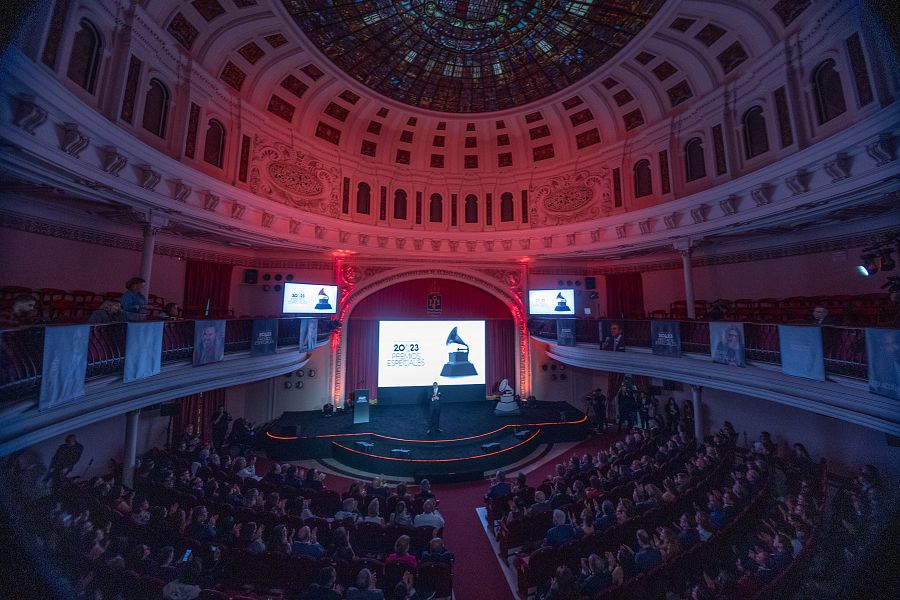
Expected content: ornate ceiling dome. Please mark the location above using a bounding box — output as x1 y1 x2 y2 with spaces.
283 0 666 113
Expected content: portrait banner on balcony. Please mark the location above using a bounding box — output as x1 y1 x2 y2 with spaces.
651 320 681 357
865 328 900 399
40 325 89 409
193 320 225 366
124 321 163 382
778 325 825 380
599 320 626 351
709 322 746 367
250 318 278 356
557 318 576 346
299 318 318 353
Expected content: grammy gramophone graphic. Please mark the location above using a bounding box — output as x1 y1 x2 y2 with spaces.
554 292 571 312
314 288 333 311
440 326 478 377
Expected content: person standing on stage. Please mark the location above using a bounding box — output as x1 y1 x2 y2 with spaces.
428 381 442 435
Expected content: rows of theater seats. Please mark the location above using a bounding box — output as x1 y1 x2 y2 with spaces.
650 293 892 325
0 286 172 322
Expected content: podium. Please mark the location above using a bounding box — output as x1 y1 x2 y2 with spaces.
353 389 370 424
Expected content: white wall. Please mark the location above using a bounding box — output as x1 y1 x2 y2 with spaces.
0 228 186 305
641 247 888 314
19 408 170 480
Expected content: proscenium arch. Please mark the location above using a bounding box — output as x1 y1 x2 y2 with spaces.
329 268 530 408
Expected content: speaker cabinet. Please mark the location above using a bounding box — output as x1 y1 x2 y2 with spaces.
243 269 259 284
585 276 597 290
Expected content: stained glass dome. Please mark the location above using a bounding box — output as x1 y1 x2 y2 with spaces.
283 0 667 113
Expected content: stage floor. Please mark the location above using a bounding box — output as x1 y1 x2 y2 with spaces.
269 400 583 441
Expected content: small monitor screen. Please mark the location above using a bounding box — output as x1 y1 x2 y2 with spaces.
528 289 575 315
282 283 338 314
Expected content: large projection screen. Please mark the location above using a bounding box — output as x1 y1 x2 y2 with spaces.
377 320 486 404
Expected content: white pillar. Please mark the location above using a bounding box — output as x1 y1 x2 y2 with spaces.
140 225 157 296
123 409 140 488
691 385 703 442
680 248 696 319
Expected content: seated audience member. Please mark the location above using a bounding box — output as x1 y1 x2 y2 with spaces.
811 304 839 325
507 496 527 523
413 499 445 529
633 529 663 572
305 566 342 600
292 526 326 558
236 456 261 481
366 476 390 499
335 497 362 524
417 479 435 500
328 526 356 563
528 490 552 516
0 294 39 328
302 467 325 490
238 521 266 554
543 509 577 548
177 425 200 453
387 534 417 568
120 276 148 321
159 302 180 319
162 559 202 600
678 513 702 548
578 553 613 596
184 506 216 542
540 565 578 600
389 500 415 527
485 470 512 501
391 572 420 600
153 546 179 582
421 537 454 563
593 500 616 531
549 482 575 509
346 567 385 600
363 498 385 525
89 300 126 324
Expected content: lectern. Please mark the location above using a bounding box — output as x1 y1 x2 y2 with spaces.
353 389 370 424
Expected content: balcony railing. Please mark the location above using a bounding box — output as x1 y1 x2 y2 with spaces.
529 317 868 380
0 318 331 404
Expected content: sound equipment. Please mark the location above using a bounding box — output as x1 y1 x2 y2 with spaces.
585 276 596 290
243 269 258 284
278 425 298 437
481 442 501 452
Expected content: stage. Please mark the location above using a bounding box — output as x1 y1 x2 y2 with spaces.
264 400 589 480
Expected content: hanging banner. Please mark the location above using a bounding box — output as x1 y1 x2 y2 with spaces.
865 328 900 399
651 320 681 357
193 320 226 366
250 318 278 356
779 325 825 381
40 325 89 409
557 318 577 346
299 318 319 353
709 322 746 367
124 321 163 382
599 320 626 351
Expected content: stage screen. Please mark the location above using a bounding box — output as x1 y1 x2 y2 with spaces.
377 320 485 388
528 289 575 315
282 283 338 314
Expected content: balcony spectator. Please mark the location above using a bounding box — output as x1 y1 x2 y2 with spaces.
0 293 39 328
89 300 126 324
159 302 180 319
120 277 148 321
811 304 839 325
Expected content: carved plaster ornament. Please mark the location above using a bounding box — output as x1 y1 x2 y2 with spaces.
172 180 192 203
690 205 707 224
430 239 442 251
638 219 652 235
413 239 424 251
663 213 678 229
339 230 350 243
501 239 512 251
532 169 612 226
543 236 553 248
377 236 389 248
261 212 275 228
230 202 246 220
823 153 852 182
203 192 220 212
248 136 340 216
518 238 531 250
139 165 161 191
60 123 89 157
484 240 494 251
719 195 739 216
289 219 302 234
566 233 577 245
785 169 809 195
314 225 326 239
357 233 369 246
448 240 460 252
465 240 477 252
13 95 48 134
750 184 773 207
615 225 627 239
101 147 128 176
866 133 894 166
395 237 407 249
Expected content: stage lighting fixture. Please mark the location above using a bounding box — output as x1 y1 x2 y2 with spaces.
860 254 878 276
857 265 871 276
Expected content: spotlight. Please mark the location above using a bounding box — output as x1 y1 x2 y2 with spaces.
859 254 879 276
857 265 871 277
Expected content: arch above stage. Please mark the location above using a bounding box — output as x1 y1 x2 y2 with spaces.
329 266 531 407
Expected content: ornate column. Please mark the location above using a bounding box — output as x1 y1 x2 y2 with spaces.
674 240 696 319
691 385 703 442
123 409 140 488
135 211 168 297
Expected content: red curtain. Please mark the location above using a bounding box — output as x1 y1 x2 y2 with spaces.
183 261 233 318
605 273 645 319
486 319 515 394
173 388 226 442
344 319 380 399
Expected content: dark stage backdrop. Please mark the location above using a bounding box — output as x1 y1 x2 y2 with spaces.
345 279 516 401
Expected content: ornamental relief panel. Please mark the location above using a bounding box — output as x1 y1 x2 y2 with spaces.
530 170 612 226
248 137 340 217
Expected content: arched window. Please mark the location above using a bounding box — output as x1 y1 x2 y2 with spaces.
66 19 102 94
742 106 769 158
684 137 706 182
141 79 169 138
356 182 371 214
429 193 443 222
464 194 478 223
393 189 407 220
813 59 847 124
203 119 226 168
500 192 514 222
633 159 652 197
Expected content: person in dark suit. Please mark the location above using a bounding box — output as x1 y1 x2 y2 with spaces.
601 322 626 351
211 406 231 449
47 434 84 482
578 553 613 596
484 470 511 501
543 509 577 548
810 305 839 325
633 529 663 572
428 381 442 434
